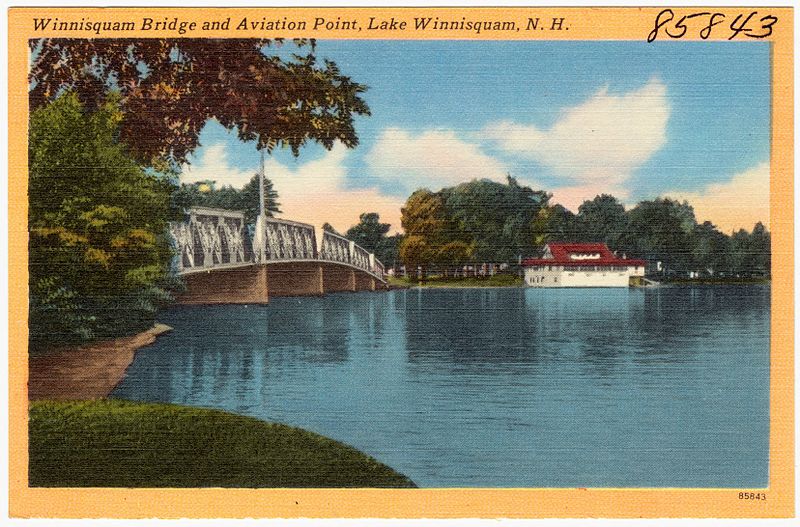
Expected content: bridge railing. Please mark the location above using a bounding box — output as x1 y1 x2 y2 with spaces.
263 217 317 261
171 207 385 281
373 259 385 279
320 230 352 265
170 208 249 272
351 243 371 273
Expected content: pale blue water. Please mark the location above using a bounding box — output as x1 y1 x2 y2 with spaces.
112 286 770 488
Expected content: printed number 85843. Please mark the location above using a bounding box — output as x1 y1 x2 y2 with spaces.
738 492 767 501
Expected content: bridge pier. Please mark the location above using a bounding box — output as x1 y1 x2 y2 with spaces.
265 262 324 297
322 265 356 293
178 265 269 305
354 272 376 292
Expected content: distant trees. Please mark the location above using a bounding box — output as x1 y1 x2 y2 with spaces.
398 177 550 277
173 174 280 223
729 222 771 276
396 178 771 279
344 213 402 267
29 93 178 346
322 223 342 236
440 176 550 263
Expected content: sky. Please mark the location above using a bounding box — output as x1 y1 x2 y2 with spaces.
180 40 771 234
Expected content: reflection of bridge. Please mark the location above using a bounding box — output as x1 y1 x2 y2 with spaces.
169 207 386 304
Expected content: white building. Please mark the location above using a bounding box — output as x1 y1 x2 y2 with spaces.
523 242 646 288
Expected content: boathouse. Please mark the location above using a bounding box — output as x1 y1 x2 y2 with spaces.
522 242 646 287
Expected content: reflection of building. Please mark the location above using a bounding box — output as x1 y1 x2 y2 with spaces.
522 242 645 287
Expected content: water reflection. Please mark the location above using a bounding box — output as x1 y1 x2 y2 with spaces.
112 285 770 488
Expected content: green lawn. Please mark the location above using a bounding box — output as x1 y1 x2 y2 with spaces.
29 399 416 488
389 274 523 288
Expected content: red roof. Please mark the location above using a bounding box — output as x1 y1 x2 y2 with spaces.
522 242 646 268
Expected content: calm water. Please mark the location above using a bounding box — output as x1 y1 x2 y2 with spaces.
112 286 770 488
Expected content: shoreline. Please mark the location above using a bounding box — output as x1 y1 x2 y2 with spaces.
28 323 172 401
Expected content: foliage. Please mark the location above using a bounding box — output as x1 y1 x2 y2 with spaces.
28 93 178 345
441 176 550 263
399 189 450 275
577 194 629 248
29 399 416 488
345 213 390 252
29 39 370 170
343 212 401 266
397 178 770 278
172 174 280 223
399 178 550 275
322 222 342 236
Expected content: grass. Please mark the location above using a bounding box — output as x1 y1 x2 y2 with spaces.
388 274 523 288
29 399 416 488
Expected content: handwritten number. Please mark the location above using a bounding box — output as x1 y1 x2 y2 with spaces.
648 10 777 41
700 13 725 39
648 9 673 43
752 15 778 38
728 12 756 40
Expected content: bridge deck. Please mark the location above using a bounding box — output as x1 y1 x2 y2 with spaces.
179 259 387 283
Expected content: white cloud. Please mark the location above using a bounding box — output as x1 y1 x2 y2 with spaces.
265 145 405 234
365 128 510 194
484 78 670 209
666 162 770 233
181 142 404 233
180 143 255 188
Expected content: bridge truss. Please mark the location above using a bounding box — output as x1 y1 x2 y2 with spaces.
170 207 386 282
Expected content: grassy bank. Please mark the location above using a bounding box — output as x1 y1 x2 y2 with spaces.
388 274 523 288
29 400 415 488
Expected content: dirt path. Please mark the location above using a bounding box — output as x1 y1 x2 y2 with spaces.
28 324 172 401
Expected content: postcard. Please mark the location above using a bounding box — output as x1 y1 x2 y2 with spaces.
7 4 794 519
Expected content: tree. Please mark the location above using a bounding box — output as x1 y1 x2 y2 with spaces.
577 194 629 250
749 222 772 274
441 177 549 263
322 223 342 236
29 93 177 345
730 222 771 276
399 190 448 277
691 221 731 274
436 241 473 277
343 212 403 267
532 204 582 247
29 39 370 169
375 234 403 268
345 213 391 253
172 173 280 223
626 198 697 274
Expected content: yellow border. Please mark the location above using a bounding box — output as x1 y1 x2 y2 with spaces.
8 6 794 518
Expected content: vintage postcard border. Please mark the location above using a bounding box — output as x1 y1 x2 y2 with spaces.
7 6 795 518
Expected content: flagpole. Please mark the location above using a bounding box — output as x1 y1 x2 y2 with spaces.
259 148 266 217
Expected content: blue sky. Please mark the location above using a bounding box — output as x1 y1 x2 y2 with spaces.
182 40 771 233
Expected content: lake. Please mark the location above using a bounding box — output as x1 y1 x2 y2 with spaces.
111 286 770 488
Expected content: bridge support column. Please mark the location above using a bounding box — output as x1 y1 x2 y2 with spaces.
354 272 376 292
264 262 324 297
321 264 357 293
179 265 269 305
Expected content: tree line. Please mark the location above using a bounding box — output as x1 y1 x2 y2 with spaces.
343 177 770 280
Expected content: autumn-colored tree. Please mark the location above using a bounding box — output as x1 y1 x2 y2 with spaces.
399 190 448 278
29 39 370 169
